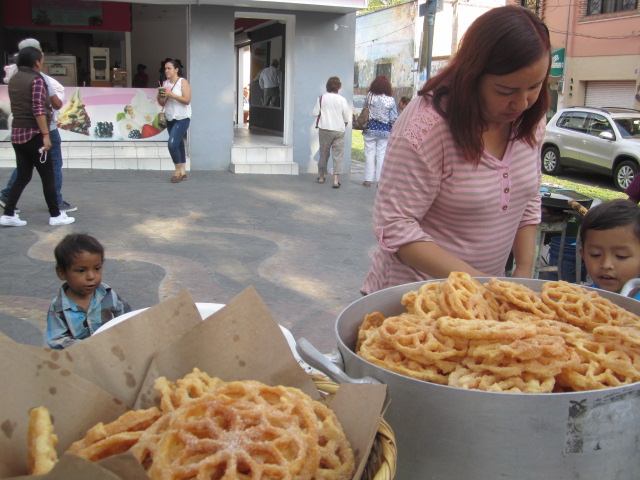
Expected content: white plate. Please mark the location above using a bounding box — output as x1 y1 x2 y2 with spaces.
95 303 321 375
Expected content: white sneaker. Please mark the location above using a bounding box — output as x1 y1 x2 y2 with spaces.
49 212 75 226
0 214 27 227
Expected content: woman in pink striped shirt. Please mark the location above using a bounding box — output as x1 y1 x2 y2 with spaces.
361 6 551 294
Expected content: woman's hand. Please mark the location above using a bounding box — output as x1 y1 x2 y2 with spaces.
35 115 51 151
510 224 537 278
397 241 487 279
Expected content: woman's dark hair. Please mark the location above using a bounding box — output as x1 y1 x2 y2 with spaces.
369 75 393 97
17 46 42 68
54 233 105 272
418 5 550 165
326 76 342 93
165 59 185 78
580 199 640 247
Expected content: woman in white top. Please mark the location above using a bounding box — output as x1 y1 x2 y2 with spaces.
157 59 191 183
312 76 350 188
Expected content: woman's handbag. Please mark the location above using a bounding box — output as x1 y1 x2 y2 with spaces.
315 95 322 128
158 110 167 128
353 94 371 130
157 81 177 129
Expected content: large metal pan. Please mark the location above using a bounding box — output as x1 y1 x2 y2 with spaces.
297 278 640 480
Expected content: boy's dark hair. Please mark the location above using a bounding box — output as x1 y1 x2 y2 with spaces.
399 96 411 105
580 199 640 246
54 233 105 271
17 46 42 68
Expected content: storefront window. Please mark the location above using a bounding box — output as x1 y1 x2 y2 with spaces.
250 37 283 110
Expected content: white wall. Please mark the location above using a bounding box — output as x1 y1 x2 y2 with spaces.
189 5 237 170
186 6 356 172
293 11 356 174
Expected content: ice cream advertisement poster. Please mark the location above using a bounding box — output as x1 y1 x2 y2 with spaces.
0 86 168 142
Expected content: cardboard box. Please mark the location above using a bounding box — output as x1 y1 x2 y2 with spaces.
1 287 386 479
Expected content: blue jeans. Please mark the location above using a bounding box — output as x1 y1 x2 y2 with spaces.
2 128 63 204
167 118 190 164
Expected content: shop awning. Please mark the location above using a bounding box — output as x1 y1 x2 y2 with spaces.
108 0 367 14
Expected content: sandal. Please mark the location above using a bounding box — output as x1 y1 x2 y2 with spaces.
181 174 189 180
171 174 181 183
363 181 371 187
332 182 341 189
316 177 325 184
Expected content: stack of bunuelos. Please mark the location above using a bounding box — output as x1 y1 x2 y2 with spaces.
28 368 356 479
357 272 640 393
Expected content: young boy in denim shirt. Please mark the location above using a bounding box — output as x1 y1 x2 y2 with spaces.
579 199 640 299
47 233 131 349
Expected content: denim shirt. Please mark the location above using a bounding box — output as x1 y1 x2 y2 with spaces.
589 281 640 301
46 282 131 349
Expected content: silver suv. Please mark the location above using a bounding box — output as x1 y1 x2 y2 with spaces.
541 107 640 190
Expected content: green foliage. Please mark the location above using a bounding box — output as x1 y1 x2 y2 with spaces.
351 130 365 163
358 0 411 15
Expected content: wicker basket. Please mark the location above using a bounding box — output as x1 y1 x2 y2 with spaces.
312 377 397 480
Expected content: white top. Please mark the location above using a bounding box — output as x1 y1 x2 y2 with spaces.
43 74 64 130
163 77 191 121
259 66 279 89
312 92 350 132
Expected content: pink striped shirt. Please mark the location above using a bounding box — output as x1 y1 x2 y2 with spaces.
361 96 543 294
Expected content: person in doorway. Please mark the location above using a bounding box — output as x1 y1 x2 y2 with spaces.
579 199 640 299
157 59 191 183
132 63 149 88
362 76 398 187
46 233 132 349
361 5 551 294
259 58 280 107
0 39 76 214
398 96 411 113
312 76 350 189
0 47 75 227
243 84 250 124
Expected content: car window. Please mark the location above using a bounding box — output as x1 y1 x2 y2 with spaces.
557 112 588 133
586 114 612 137
613 117 640 138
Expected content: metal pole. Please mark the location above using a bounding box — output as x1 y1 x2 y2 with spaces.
426 13 435 80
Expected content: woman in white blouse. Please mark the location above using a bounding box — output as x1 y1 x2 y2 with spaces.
157 59 191 183
362 76 398 187
312 76 351 188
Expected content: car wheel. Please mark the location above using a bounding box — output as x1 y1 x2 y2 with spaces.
541 146 562 175
614 160 638 191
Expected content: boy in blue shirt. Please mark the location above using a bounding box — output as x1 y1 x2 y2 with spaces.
47 233 131 349
579 199 640 300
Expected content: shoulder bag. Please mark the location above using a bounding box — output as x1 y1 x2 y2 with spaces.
157 81 177 128
315 95 323 129
353 93 371 131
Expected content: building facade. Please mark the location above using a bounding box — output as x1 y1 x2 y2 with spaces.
354 0 505 101
533 0 640 112
0 0 366 174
